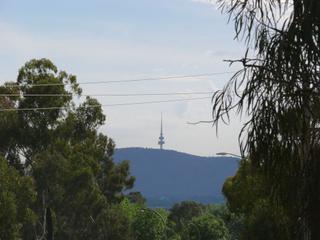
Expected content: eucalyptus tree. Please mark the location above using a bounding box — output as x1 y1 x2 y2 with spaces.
0 157 36 240
212 0 320 239
222 159 291 239
0 59 135 239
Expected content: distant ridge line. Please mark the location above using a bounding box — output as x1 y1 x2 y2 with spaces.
115 147 239 159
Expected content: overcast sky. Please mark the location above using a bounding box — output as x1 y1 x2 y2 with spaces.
0 0 247 156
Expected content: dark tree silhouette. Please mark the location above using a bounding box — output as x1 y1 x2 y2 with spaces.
213 1 320 239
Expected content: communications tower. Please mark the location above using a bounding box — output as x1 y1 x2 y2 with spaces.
158 114 165 150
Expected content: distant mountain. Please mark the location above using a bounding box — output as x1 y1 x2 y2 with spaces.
114 147 239 208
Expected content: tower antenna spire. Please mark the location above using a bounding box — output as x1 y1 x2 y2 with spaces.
158 113 165 150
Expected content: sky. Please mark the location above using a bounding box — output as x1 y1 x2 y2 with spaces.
0 0 247 156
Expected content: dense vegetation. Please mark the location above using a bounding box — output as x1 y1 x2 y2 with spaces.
119 199 241 240
213 0 320 239
0 59 135 239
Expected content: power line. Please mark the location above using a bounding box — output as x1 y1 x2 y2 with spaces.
4 71 235 87
0 96 211 112
0 91 213 97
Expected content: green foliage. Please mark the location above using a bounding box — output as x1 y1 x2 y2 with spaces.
0 59 135 239
91 204 133 240
7 59 82 168
120 198 139 221
168 201 205 232
206 204 244 240
214 0 320 238
32 147 106 239
132 208 167 240
222 160 266 215
189 214 230 240
0 157 36 240
166 201 235 240
120 198 170 240
222 160 291 240
242 200 290 240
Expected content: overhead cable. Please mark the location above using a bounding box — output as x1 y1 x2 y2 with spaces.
0 91 213 97
0 96 211 112
3 71 235 87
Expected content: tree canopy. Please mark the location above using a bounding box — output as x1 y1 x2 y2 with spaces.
213 0 320 238
222 159 290 240
0 59 135 239
0 157 36 239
